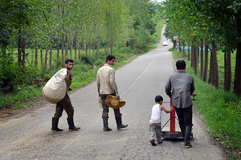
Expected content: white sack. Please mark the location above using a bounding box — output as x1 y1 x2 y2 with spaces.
42 68 67 103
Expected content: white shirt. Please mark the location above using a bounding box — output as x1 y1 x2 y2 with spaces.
149 104 162 123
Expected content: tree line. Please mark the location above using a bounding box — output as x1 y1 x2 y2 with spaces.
0 0 164 92
163 0 241 97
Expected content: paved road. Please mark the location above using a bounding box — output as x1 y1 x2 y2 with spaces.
0 28 225 160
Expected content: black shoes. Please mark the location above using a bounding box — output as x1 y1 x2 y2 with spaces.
115 117 128 130
67 118 80 131
51 117 63 132
150 139 157 146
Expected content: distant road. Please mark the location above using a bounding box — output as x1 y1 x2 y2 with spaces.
0 27 225 160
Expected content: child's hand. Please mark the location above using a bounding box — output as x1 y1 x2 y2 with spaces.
169 105 174 112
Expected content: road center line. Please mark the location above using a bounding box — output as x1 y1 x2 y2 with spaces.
122 55 155 96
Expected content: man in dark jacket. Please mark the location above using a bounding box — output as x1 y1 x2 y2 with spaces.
165 60 195 148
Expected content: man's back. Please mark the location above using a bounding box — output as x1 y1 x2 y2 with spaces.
97 64 117 95
165 70 194 108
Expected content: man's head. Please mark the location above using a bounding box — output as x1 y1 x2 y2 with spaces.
65 59 74 70
155 95 163 103
176 60 186 70
106 55 116 66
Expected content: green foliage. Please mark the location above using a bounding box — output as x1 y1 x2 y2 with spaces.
192 73 241 149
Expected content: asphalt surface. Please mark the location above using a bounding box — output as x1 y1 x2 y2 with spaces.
0 28 226 160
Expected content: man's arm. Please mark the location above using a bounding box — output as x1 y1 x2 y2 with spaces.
97 71 100 94
190 77 195 95
165 77 172 97
109 68 119 97
65 70 72 91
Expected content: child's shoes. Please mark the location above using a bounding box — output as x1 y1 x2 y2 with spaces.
150 139 156 146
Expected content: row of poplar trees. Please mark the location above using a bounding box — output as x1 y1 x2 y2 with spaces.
164 0 241 97
0 0 163 71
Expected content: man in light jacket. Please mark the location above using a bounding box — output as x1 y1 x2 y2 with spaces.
97 55 128 132
165 60 195 148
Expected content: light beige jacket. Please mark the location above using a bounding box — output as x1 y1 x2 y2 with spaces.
97 64 118 95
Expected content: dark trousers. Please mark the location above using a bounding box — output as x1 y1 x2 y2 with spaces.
175 105 193 133
100 93 122 118
54 94 74 118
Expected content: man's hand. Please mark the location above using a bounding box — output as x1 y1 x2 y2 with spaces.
67 70 73 78
115 93 120 100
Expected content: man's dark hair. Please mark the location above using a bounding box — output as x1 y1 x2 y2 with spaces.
176 60 186 69
106 55 116 62
155 95 163 103
65 59 74 64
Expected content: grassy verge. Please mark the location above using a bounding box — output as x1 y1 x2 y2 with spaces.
172 49 241 159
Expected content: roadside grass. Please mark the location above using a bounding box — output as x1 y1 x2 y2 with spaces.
172 49 241 159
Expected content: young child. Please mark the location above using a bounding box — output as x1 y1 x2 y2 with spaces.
149 95 173 146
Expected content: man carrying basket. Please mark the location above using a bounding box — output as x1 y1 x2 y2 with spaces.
97 55 128 132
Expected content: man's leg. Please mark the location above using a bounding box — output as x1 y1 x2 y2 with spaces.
101 94 112 131
114 109 128 130
62 94 80 131
183 106 193 148
175 107 185 138
52 100 64 131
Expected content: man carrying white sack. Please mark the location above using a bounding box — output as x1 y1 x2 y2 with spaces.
51 59 80 132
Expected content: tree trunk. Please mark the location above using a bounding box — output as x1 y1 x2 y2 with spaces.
191 40 194 68
78 42 81 60
74 35 77 59
45 46 48 70
17 29 22 66
188 42 190 61
34 39 38 67
203 41 209 82
200 39 204 79
85 43 88 57
179 41 181 53
89 40 92 56
40 45 43 65
62 6 65 62
97 41 100 55
183 42 185 55
173 40 176 49
57 30 60 63
57 0 60 65
194 37 199 75
49 42 52 70
224 48 231 92
234 10 241 96
62 33 64 62
70 34 73 59
21 35 26 66
212 40 219 89
65 34 68 59
208 49 213 85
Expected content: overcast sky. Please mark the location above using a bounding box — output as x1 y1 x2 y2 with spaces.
156 0 165 2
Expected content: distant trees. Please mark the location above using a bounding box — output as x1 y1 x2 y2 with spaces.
164 0 241 97
0 0 164 91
